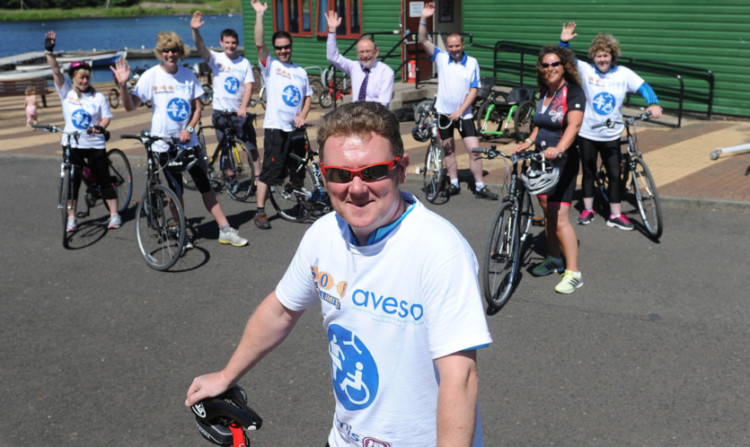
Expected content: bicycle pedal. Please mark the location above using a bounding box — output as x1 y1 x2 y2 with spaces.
531 216 545 226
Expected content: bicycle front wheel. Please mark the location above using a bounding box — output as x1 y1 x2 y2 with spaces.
135 185 185 271
319 91 333 108
631 158 663 240
513 99 535 141
423 140 445 203
108 88 120 109
223 138 256 201
268 166 315 222
519 188 534 238
482 201 521 310
59 166 73 249
107 149 133 214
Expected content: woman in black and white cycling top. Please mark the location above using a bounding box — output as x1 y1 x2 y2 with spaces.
560 22 662 231
514 45 585 295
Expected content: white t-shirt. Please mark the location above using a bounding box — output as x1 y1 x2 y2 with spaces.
277 193 492 447
208 50 254 112
432 48 480 119
56 80 112 149
131 64 204 152
258 55 310 132
577 61 647 141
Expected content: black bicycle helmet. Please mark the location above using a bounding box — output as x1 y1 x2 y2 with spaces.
522 160 560 195
191 385 262 446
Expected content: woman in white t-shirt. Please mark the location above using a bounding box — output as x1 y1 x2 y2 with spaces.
44 30 120 232
111 31 248 248
560 22 662 231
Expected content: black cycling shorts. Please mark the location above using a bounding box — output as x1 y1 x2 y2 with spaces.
541 142 580 205
259 128 306 186
437 114 478 140
158 148 212 195
212 111 258 150
69 148 118 200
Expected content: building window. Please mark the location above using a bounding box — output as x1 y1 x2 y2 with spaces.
316 0 362 38
274 0 313 36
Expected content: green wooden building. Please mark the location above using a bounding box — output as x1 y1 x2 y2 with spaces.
241 0 749 117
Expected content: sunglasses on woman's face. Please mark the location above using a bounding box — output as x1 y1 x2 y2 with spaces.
541 61 562 68
320 158 401 183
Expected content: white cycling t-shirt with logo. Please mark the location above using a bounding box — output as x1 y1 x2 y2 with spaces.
277 192 492 447
56 80 112 149
258 55 310 132
208 50 254 112
432 48 480 119
131 64 204 152
577 61 646 141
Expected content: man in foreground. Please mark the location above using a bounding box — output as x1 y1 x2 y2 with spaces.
186 102 492 446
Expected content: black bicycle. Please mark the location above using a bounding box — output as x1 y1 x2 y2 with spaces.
184 111 257 201
472 146 545 312
267 124 332 222
122 131 198 271
33 124 133 249
593 111 663 240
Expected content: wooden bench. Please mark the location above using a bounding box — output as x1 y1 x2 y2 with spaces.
0 78 50 107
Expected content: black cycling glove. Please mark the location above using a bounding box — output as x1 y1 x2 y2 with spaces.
44 36 55 52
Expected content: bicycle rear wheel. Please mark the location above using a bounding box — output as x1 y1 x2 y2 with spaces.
482 201 521 310
268 165 315 222
513 99 535 141
59 166 73 248
423 139 445 203
319 91 333 108
135 184 185 271
107 149 133 214
223 138 256 201
310 79 324 105
108 88 120 109
631 158 663 239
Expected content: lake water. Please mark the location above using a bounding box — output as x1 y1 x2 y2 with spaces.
0 14 243 83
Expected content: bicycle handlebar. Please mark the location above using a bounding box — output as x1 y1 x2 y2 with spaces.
471 147 560 164
592 111 653 130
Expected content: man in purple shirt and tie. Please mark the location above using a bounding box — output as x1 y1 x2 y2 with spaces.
325 10 394 109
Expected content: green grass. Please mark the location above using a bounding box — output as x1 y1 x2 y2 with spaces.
0 0 240 21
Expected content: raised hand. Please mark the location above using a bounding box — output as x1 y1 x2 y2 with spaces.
191 10 204 30
44 30 56 52
109 57 131 86
422 1 435 18
325 10 341 33
561 21 578 42
251 0 268 14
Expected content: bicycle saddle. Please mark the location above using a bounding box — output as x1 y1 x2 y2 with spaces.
191 385 262 446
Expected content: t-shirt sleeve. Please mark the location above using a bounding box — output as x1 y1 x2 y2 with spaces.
276 231 319 311
244 60 255 85
131 70 153 103
422 246 492 359
566 84 586 114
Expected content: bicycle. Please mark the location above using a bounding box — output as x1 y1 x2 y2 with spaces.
108 65 148 109
183 111 257 202
412 96 450 203
32 124 133 249
191 385 262 446
267 124 332 222
592 111 663 240
471 146 547 311
121 130 198 271
303 65 326 106
476 86 536 142
319 64 351 109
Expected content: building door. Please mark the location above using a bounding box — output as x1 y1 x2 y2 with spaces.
402 0 432 82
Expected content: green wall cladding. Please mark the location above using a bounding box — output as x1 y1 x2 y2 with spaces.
242 0 749 117
461 0 749 117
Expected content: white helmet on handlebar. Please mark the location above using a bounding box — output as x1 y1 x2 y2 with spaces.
522 161 560 195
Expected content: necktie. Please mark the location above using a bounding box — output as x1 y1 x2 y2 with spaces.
358 67 370 102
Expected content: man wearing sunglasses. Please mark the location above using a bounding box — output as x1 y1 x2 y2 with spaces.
418 2 498 200
187 102 491 446
191 10 261 193
251 0 312 230
324 10 394 108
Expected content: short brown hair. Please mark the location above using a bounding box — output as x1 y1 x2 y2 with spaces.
317 102 404 162
588 33 621 65
154 31 186 61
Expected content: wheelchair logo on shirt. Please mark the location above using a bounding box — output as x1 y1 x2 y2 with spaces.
328 324 379 410
166 98 191 122
592 92 616 115
281 85 302 107
224 76 240 95
71 109 92 130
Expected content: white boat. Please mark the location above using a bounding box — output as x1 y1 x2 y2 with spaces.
0 67 53 81
58 50 127 67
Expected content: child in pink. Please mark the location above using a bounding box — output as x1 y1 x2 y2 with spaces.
24 86 38 127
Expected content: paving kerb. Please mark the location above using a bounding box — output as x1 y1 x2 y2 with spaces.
2 84 749 212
